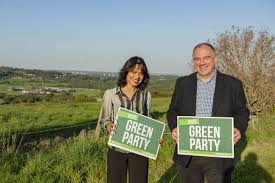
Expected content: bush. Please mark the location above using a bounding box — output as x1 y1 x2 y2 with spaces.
213 26 275 115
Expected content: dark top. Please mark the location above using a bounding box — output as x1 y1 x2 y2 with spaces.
167 71 250 168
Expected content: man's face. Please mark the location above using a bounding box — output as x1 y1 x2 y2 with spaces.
193 45 216 80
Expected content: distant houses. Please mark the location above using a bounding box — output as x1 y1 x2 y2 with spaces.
8 87 73 94
103 73 116 77
8 87 25 92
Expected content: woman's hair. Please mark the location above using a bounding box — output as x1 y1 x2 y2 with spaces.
117 56 150 90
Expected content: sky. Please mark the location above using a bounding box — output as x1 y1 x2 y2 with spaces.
0 0 274 75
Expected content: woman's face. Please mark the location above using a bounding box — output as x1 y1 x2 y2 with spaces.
126 64 144 88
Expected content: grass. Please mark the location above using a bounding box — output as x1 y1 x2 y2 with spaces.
0 95 274 182
0 101 100 133
246 115 275 143
232 115 275 183
234 141 275 183
0 77 69 95
2 115 273 183
0 135 108 183
72 88 101 97
0 96 167 133
151 97 171 113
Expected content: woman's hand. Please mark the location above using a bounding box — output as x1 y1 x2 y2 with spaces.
106 122 116 135
158 138 164 145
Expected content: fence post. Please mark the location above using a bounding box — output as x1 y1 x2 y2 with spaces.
94 108 102 139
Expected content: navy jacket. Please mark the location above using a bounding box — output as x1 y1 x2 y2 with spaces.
167 71 250 168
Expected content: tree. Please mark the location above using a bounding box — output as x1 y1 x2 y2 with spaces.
212 26 275 116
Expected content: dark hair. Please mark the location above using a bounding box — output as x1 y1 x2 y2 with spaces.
117 56 150 90
193 42 215 55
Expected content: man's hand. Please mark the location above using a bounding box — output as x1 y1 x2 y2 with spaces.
172 128 178 143
234 128 241 145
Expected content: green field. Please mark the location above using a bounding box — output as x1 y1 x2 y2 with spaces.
0 71 274 182
72 88 101 97
0 78 69 94
1 96 274 182
0 101 100 133
0 96 169 133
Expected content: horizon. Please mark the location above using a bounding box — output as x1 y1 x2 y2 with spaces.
0 65 182 76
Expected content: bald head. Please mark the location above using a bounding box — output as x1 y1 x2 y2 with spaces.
192 43 215 57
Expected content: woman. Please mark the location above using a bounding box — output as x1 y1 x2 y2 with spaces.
99 56 151 183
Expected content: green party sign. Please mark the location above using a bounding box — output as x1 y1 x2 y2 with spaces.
177 116 234 158
108 107 165 160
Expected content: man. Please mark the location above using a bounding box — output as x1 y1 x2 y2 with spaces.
167 43 250 183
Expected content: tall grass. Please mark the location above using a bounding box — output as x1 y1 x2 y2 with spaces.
3 118 273 183
0 135 108 183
